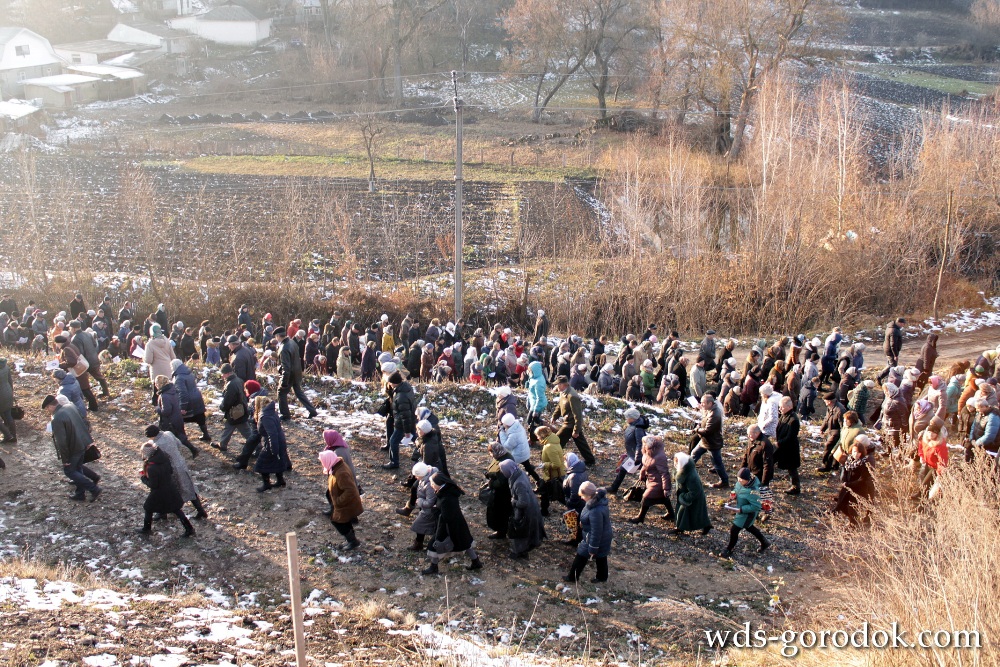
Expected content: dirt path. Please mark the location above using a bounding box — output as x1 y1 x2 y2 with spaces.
0 324 994 661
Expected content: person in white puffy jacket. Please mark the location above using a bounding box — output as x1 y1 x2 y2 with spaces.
499 413 540 483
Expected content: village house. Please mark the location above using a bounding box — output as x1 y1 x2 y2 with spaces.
0 27 63 99
108 21 192 54
54 39 156 66
169 2 272 47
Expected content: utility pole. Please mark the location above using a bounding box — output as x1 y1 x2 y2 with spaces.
932 190 953 321
453 70 464 322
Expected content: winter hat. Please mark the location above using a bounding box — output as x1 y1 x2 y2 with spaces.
624 408 640 421
855 434 871 449
378 351 393 363
41 395 58 409
501 413 517 428
929 376 942 389
381 361 398 375
537 309 545 316
579 363 589 372
738 467 753 482
144 424 160 438
52 369 67 380
170 359 183 372
380 314 389 322
495 385 511 398
602 363 615 373
244 380 261 395
412 461 430 478
219 363 234 375
811 337 822 348
56 394 71 408
760 383 774 397
417 419 434 435
884 383 899 397
845 367 857 377
272 327 287 338
417 407 431 421
730 371 741 381
578 481 598 498
323 430 345 450
387 371 403 384
649 335 658 344
674 451 691 469
318 450 340 475
565 452 581 468
641 360 653 369
139 441 156 460
150 323 162 338
863 380 875 389
498 459 518 478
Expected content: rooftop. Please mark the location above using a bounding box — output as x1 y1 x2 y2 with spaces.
67 64 145 80
115 21 189 39
199 4 267 22
0 100 41 120
54 39 153 55
20 74 100 91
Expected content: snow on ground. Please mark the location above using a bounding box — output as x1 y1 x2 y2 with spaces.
919 295 1000 334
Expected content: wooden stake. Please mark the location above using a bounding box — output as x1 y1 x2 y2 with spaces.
286 532 307 666
932 190 953 321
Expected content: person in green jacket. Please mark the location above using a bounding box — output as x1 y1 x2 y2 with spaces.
670 451 712 536
719 468 770 558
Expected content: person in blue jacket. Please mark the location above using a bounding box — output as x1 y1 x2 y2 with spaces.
563 481 611 583
719 467 771 558
526 360 547 445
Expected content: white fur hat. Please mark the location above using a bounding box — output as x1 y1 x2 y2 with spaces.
501 413 516 427
760 383 774 396
412 462 430 478
416 420 434 435
495 385 511 398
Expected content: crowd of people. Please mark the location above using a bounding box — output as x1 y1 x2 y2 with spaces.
0 292 998 582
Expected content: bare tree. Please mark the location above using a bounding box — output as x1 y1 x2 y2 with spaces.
357 111 386 192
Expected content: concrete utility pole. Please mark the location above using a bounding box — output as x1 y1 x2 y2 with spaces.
453 70 464 322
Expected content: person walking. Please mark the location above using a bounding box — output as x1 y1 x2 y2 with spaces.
627 435 675 524
154 375 199 457
500 458 546 559
719 468 770 558
876 318 906 385
774 396 802 494
384 371 417 470
551 375 596 467
0 357 16 443
741 425 775 488
670 451 711 536
422 471 483 574
690 393 729 489
537 425 565 516
525 361 548 445
607 408 647 494
403 461 438 551
172 359 211 444
563 481 611 584
143 323 175 403
69 319 111 401
254 394 291 492
499 413 541 483
274 327 317 420
319 450 363 550
43 394 101 502
144 425 207 519
216 364 252 454
137 441 195 538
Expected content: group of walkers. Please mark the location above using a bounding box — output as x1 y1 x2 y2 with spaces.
0 293 998 583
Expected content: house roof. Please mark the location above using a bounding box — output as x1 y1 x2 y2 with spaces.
116 21 189 39
199 4 267 22
0 27 26 48
0 100 41 120
54 39 153 55
21 74 100 91
68 64 145 80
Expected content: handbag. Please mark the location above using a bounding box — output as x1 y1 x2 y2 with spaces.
73 355 90 377
562 509 579 533
10 405 23 420
228 401 247 421
624 480 645 502
477 481 495 505
431 537 454 554
83 444 101 463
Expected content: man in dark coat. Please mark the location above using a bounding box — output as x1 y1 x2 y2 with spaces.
44 395 101 502
690 393 729 488
551 376 596 466
138 444 194 537
422 472 482 574
741 425 775 487
228 335 257 384
385 371 417 469
216 364 251 453
877 317 906 385
70 319 110 403
818 392 846 472
914 333 939 392
532 310 550 343
274 328 317 421
774 395 801 494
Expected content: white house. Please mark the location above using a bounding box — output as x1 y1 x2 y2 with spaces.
54 39 155 66
0 27 64 99
169 3 271 46
108 21 191 53
21 74 101 109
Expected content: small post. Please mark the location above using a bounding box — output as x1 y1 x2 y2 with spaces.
285 532 307 666
932 190 953 321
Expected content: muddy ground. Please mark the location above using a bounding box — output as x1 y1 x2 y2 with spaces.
0 325 996 664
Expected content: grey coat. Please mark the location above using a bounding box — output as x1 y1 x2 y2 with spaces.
154 431 198 502
0 360 13 412
411 468 440 536
508 467 545 554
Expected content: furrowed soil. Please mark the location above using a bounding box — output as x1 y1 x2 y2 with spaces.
0 325 997 665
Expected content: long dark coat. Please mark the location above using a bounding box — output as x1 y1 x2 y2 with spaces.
774 410 801 470
254 401 291 474
432 481 474 553
674 459 711 532
485 457 513 534
508 466 545 554
142 448 183 514
156 383 185 435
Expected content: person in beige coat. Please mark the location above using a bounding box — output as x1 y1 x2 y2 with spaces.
144 323 176 402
